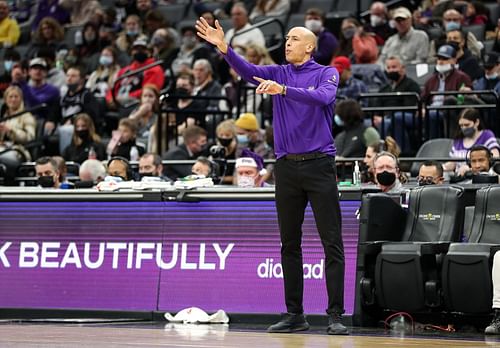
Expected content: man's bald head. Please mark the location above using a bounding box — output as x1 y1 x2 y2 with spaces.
285 27 317 66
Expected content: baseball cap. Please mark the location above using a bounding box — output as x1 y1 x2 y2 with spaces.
484 52 500 69
332 56 351 75
236 149 266 174
132 38 148 48
393 7 412 20
29 57 48 69
436 44 456 59
235 113 259 131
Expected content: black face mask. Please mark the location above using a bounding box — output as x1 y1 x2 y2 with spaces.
217 137 233 147
175 87 190 97
38 175 55 188
139 172 154 178
133 51 148 63
76 129 89 140
376 171 396 186
385 71 400 82
67 82 80 93
418 178 435 186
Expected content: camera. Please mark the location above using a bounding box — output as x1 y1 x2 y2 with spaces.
209 145 226 159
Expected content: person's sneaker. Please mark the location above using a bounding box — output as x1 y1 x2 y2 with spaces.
327 312 349 335
267 313 310 333
485 310 500 335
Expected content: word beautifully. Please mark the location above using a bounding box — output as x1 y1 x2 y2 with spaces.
0 242 234 270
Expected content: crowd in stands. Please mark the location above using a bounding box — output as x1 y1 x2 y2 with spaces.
0 0 499 188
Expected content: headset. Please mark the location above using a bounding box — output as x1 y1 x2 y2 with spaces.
195 156 220 183
466 144 493 168
107 156 133 180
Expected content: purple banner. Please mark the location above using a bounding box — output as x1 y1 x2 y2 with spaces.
0 200 360 314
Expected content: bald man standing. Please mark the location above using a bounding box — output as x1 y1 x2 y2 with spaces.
196 19 348 335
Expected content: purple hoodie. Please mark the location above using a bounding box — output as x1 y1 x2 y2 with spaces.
224 47 339 158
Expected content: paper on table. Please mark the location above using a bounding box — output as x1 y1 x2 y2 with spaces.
416 64 429 77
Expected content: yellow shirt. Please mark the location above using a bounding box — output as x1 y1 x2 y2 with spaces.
0 16 20 46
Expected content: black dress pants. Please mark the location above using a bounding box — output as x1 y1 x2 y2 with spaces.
275 155 344 315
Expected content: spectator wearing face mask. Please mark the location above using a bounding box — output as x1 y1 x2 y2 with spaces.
171 25 213 76
235 112 274 183
235 149 269 188
446 29 483 82
35 156 61 188
473 52 500 103
364 1 395 45
304 8 338 66
106 38 165 108
62 113 106 164
372 151 406 193
0 48 21 98
444 108 500 177
151 28 179 72
333 17 378 64
86 46 121 99
138 152 170 181
115 14 147 53
417 160 444 186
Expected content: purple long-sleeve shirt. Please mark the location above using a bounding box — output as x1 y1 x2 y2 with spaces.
224 47 338 158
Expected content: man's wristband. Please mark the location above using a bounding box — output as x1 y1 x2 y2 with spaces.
281 84 287 96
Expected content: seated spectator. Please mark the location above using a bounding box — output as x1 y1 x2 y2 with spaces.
234 112 274 182
86 46 121 99
467 145 498 183
37 46 66 89
0 86 36 183
115 14 148 53
427 9 483 63
131 0 156 22
79 159 107 184
421 44 473 138
192 58 222 109
138 152 168 181
331 56 368 105
371 56 422 153
249 0 290 21
372 151 405 193
162 125 208 180
151 28 179 72
0 48 21 98
0 1 20 48
463 1 489 26
446 29 483 82
213 119 238 184
417 160 444 186
332 17 378 64
106 38 165 108
364 2 395 46
362 136 401 183
235 149 268 187
129 84 160 150
74 21 102 74
378 7 429 66
191 156 213 177
31 0 70 32
11 57 61 136
171 25 213 76
62 113 106 164
26 17 66 60
60 0 102 27
473 52 500 103
224 2 265 53
304 8 338 66
106 156 132 181
107 118 146 161
35 156 61 188
445 108 500 177
143 9 167 37
334 99 380 158
52 155 75 189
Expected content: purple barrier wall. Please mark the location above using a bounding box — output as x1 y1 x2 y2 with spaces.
0 200 360 315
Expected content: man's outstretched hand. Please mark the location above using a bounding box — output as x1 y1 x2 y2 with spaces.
196 17 228 54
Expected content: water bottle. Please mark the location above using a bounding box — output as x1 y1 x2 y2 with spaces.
352 161 361 186
130 146 139 161
74 30 83 46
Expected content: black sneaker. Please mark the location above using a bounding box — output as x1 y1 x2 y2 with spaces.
327 313 349 335
267 313 310 333
485 310 500 335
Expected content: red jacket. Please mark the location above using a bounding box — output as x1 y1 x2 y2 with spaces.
106 58 165 104
421 68 472 104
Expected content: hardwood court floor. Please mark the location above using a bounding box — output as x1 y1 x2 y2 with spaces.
0 322 499 348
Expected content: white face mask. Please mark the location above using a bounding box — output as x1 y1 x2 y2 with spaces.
436 64 452 74
370 15 384 27
237 175 256 188
305 19 322 33
485 73 498 80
